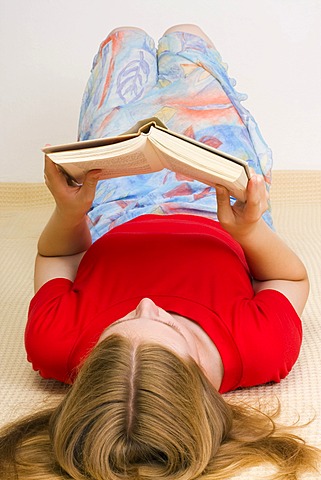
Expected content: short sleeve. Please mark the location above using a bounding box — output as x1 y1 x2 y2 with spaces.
25 278 76 383
235 289 302 389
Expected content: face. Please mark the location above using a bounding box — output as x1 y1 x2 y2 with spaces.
98 298 200 362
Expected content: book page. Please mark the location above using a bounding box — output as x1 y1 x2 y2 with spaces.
164 152 247 201
150 125 250 170
148 129 248 201
48 137 164 184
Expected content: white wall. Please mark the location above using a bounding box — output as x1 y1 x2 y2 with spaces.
1 0 320 182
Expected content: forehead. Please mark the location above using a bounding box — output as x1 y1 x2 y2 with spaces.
103 317 190 356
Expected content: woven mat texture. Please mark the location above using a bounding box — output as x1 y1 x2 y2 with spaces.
1 171 321 479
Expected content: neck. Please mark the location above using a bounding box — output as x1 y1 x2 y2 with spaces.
172 314 224 391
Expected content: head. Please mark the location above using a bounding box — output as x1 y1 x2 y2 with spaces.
49 334 232 480
98 298 202 364
1 334 319 480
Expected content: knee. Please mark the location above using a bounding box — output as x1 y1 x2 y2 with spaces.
108 26 148 37
163 24 202 36
162 24 214 47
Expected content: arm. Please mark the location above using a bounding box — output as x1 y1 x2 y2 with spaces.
215 175 309 316
34 156 102 292
37 207 92 257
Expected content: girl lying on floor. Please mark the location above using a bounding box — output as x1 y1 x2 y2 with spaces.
0 24 319 480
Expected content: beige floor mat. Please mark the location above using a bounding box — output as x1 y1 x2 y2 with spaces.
1 171 321 478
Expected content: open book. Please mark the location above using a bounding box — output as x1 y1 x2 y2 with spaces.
43 118 250 201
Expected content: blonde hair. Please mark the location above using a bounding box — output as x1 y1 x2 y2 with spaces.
0 335 319 479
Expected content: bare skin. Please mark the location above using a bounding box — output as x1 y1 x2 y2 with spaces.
35 25 309 388
99 297 224 390
36 156 309 389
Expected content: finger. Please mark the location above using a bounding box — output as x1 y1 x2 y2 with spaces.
258 176 270 212
215 185 233 221
44 155 60 178
246 175 260 204
251 175 268 202
247 174 267 203
44 155 71 192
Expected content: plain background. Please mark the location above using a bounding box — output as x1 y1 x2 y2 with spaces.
1 0 320 182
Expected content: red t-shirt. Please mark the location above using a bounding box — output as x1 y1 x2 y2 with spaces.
26 214 302 393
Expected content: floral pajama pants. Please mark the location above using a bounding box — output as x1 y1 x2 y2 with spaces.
78 28 273 242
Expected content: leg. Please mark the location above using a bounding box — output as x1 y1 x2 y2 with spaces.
107 26 148 37
78 27 160 240
154 27 274 229
78 27 157 141
162 24 215 48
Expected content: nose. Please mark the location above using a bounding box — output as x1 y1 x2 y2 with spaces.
135 298 159 317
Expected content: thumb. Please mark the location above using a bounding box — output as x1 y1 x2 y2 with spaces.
81 169 102 194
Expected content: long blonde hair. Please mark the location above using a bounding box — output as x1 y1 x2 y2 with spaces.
0 335 319 479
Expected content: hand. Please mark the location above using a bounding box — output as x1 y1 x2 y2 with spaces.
215 174 269 239
44 155 102 222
